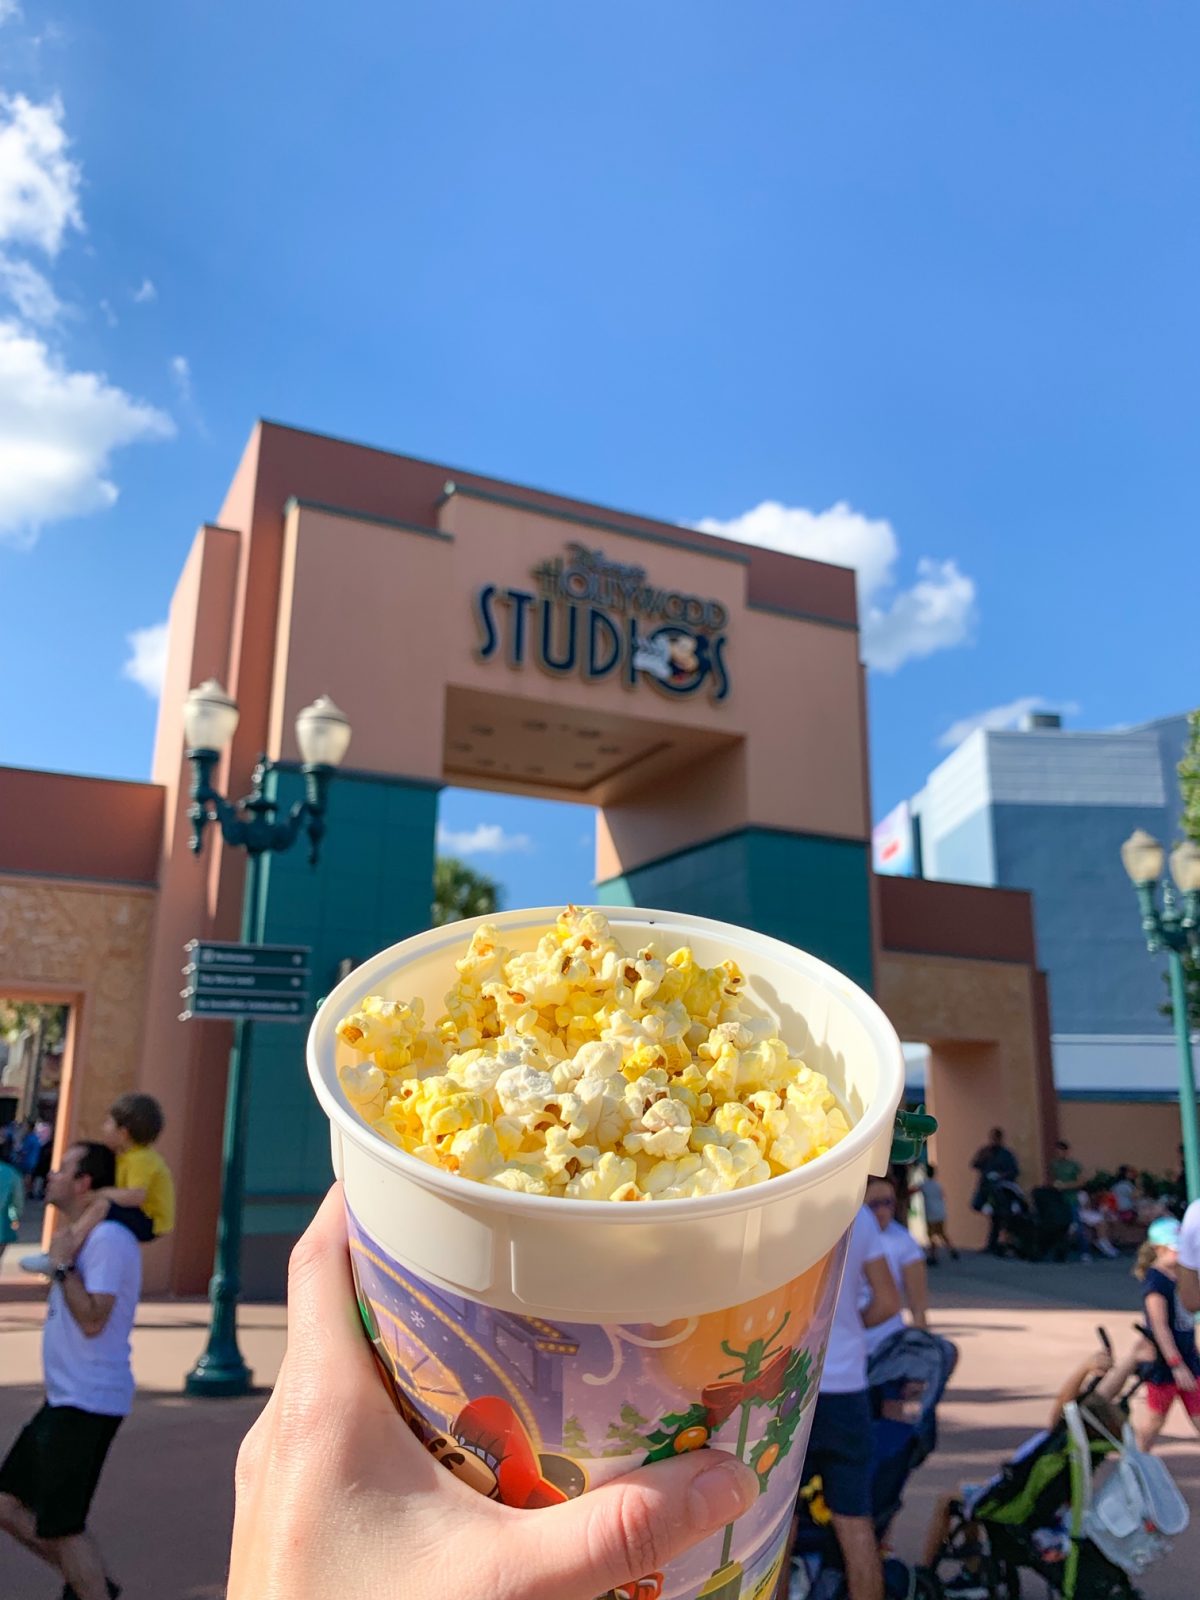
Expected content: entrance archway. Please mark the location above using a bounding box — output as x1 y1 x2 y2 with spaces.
135 423 875 1293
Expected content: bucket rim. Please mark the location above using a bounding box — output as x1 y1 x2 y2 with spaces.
307 904 904 1223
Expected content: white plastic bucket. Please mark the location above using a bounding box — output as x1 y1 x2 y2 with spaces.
307 907 904 1600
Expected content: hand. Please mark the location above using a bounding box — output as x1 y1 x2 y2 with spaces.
229 1187 758 1600
1174 1365 1197 1393
1086 1347 1114 1379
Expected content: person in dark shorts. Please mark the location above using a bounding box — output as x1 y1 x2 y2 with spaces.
801 1202 901 1600
0 1141 140 1600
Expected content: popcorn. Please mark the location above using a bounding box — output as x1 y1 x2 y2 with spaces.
339 1062 388 1117
336 908 850 1202
564 1151 640 1201
336 996 434 1072
624 1095 693 1159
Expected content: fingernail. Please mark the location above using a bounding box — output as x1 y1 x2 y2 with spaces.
687 1457 757 1532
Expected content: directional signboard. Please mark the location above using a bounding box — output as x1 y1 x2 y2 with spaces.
181 940 311 1023
193 969 308 994
186 994 309 1020
186 941 309 972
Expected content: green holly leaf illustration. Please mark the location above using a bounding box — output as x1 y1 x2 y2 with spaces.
778 1347 813 1409
748 1404 804 1488
641 1403 712 1462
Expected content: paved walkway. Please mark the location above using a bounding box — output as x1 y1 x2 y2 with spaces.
0 1252 1196 1597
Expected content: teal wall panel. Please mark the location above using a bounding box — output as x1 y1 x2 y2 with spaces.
242 769 439 1214
596 828 872 992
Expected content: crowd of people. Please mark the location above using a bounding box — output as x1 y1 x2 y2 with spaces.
797 1131 1200 1598
962 1125 1184 1265
0 1116 54 1204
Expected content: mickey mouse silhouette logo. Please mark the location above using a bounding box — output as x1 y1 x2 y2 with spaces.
632 627 718 695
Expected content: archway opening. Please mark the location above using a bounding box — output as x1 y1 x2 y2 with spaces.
436 787 598 917
1 997 73 1275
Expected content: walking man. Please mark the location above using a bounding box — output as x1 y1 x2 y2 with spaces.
0 1141 140 1599
970 1125 1019 1255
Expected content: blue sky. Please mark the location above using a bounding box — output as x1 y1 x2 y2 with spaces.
1 2 1197 911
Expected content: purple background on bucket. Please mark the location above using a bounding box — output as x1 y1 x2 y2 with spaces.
347 1204 849 1600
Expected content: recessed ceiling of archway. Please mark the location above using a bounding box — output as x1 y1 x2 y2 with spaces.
442 686 739 804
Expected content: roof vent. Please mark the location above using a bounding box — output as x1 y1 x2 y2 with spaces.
1022 710 1063 731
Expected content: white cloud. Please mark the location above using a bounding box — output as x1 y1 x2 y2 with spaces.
696 500 977 673
0 93 79 326
132 277 156 303
865 557 976 674
937 695 1080 751
122 619 168 698
0 93 174 544
0 93 81 256
0 320 174 545
169 354 191 399
437 822 534 856
0 255 60 323
0 2 22 26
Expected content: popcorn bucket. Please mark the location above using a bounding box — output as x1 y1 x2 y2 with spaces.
308 907 904 1600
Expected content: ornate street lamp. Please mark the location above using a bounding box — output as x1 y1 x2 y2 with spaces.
1121 829 1200 1203
183 683 351 1396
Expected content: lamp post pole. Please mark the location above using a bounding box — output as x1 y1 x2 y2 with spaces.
1123 830 1200 1207
1167 940 1200 1206
184 846 266 1397
181 684 352 1398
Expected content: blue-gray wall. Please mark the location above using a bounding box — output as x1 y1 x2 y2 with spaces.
596 827 873 993
991 801 1176 1035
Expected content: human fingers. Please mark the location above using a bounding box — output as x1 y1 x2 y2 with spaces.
513 1449 758 1600
283 1184 389 1406
277 1185 451 1496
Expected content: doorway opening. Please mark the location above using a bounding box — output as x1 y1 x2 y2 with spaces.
1 998 72 1273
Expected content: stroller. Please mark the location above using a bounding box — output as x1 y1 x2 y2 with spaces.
1030 1187 1075 1263
788 1329 959 1599
921 1328 1188 1599
986 1179 1037 1260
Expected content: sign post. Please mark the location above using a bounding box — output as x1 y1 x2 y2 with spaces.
182 889 313 1396
180 941 311 1022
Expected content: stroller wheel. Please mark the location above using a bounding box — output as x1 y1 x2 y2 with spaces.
997 1562 1020 1600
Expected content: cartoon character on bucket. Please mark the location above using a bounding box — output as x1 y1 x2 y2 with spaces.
430 1396 585 1508
425 1397 664 1598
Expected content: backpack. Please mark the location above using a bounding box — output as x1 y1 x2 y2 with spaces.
1064 1405 1189 1575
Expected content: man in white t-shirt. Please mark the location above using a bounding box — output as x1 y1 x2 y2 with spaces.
802 1201 901 1600
1177 1195 1200 1315
0 1141 141 1600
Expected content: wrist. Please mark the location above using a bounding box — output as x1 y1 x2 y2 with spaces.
52 1263 75 1286
1168 1354 1184 1367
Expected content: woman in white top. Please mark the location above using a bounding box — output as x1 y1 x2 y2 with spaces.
861 1174 930 1357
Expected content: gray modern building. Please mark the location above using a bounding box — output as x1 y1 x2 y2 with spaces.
894 711 1192 1096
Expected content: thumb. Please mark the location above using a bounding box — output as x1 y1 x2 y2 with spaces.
517 1449 759 1600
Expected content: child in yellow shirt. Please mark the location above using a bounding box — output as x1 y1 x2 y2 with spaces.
21 1092 175 1275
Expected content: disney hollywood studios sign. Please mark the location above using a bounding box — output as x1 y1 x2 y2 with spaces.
474 543 731 702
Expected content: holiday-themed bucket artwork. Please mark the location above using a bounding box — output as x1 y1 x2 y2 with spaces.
348 1207 848 1600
